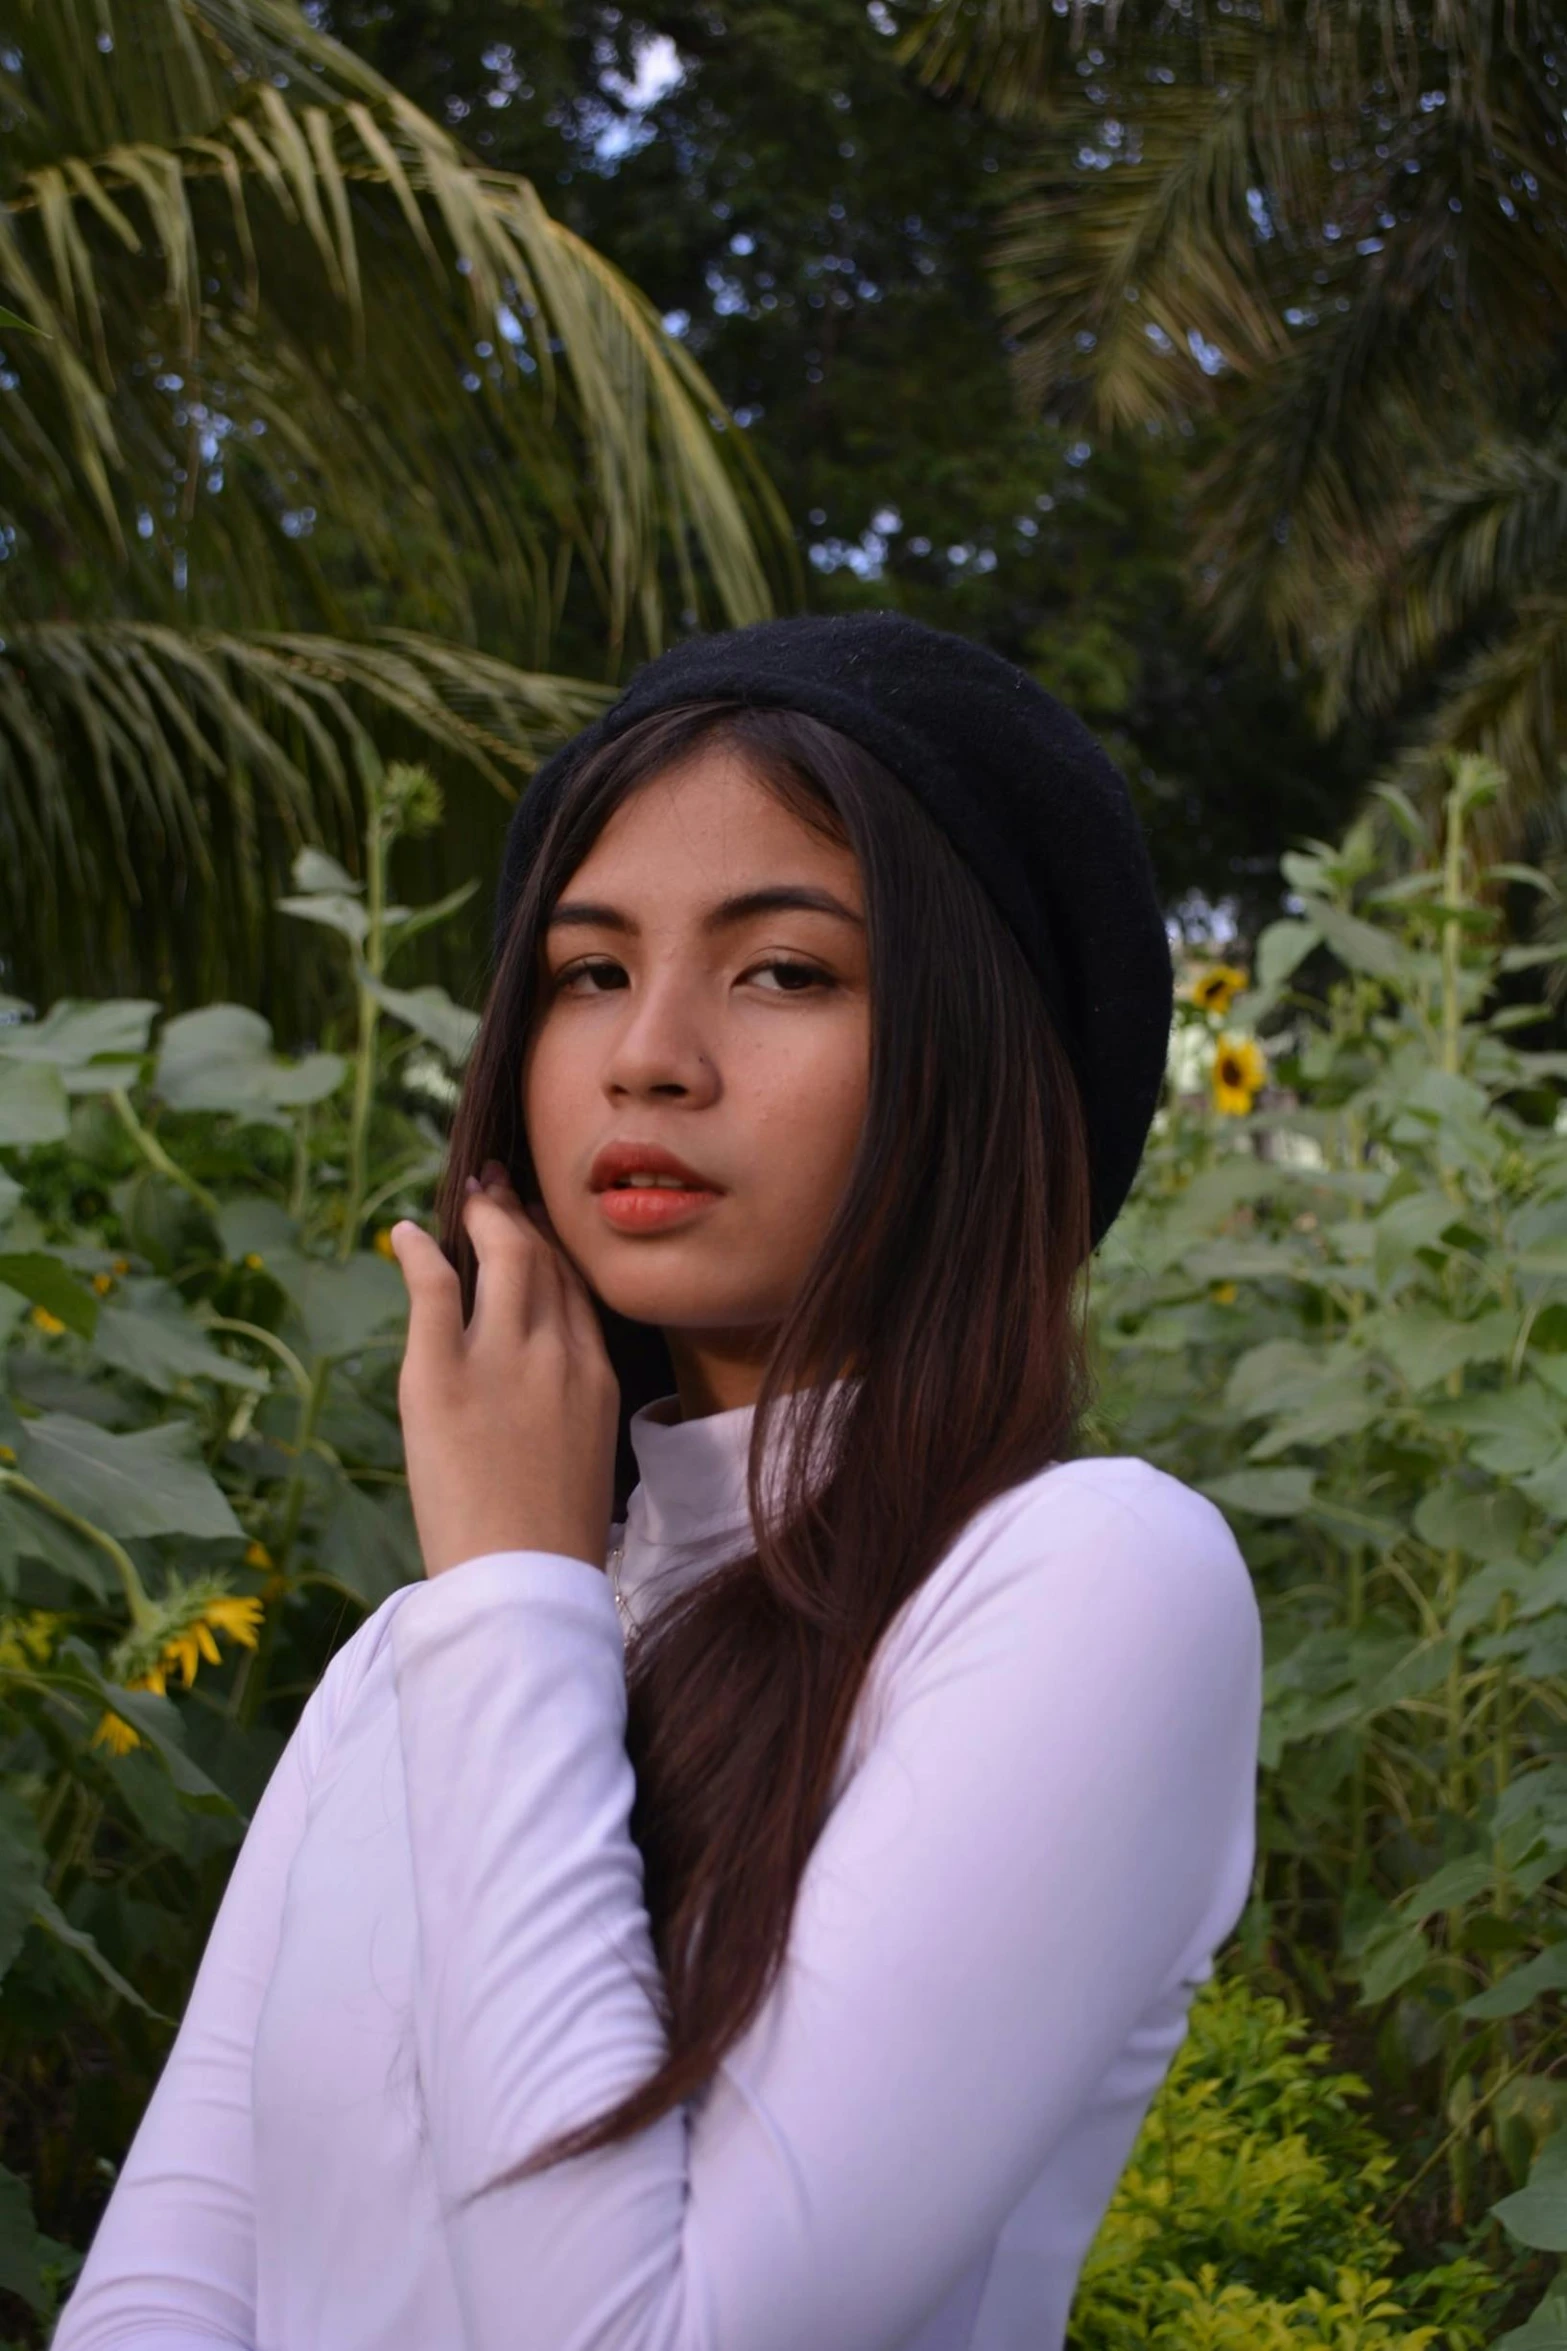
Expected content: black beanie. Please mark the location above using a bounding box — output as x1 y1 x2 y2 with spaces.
493 611 1172 1254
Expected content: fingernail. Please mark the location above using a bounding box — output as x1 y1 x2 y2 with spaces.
464 1174 482 1195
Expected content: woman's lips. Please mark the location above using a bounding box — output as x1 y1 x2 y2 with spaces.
595 1184 722 1234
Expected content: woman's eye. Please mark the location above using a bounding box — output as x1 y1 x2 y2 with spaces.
747 959 832 994
553 958 628 994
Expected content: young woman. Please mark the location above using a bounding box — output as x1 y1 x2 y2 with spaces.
54 612 1262 2351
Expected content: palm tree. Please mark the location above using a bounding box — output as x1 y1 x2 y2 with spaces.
897 0 1567 851
0 0 795 1010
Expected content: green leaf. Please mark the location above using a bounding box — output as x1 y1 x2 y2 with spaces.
1426 1385 1567 1480
13 1414 243 1540
315 1478 422 1608
1463 1942 1567 2019
381 877 480 950
0 2165 45 2312
52 1640 240 1813
1413 1484 1532 1561
1181 1243 1316 1285
1222 1339 1330 1419
0 999 157 1068
153 1006 347 1123
0 1252 100 1339
1357 1919 1432 2004
288 847 362 896
1372 1192 1462 1287
271 1249 406 1362
1495 2290 1567 2349
0 1789 46 1985
275 892 371 945
29 1886 161 2018
0 1490 116 1600
1361 1305 1517 1391
1515 1539 1567 1620
91 1283 269 1396
1200 1468 1317 1518
360 975 479 1063
1403 1853 1496 1921
1247 1394 1371 1459
1497 2143 1567 2250
0 1060 70 1144
1310 898 1407 980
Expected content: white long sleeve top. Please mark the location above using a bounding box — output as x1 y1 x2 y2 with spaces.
53 1395 1261 2351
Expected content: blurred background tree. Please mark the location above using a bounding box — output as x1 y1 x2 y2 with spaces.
0 0 790 1027
330 0 1377 931
15 1 1567 1016
901 0 1567 869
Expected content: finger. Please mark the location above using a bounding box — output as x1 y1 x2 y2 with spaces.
531 1210 603 1351
388 1221 465 1376
462 1182 558 1346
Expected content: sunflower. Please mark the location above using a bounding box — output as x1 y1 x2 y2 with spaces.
97 1584 267 1754
1212 1035 1268 1116
1187 964 1249 1018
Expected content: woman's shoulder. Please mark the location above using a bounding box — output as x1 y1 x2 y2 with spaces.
934 1452 1260 1653
292 1580 427 1766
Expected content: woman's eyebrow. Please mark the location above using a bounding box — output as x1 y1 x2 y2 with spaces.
546 885 864 934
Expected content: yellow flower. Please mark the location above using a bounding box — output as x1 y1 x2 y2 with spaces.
111 1256 131 1276
1212 1035 1268 1116
0 1442 15 1464
244 1538 273 1569
1187 964 1249 1018
92 1710 142 1758
107 1584 266 1707
89 1662 169 1756
28 1306 66 1336
90 1271 115 1295
243 1251 265 1271
1211 1282 1239 1306
201 1594 265 1649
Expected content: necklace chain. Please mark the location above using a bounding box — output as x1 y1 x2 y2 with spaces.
606 1533 640 1640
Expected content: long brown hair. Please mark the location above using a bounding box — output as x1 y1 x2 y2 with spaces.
436 699 1094 2186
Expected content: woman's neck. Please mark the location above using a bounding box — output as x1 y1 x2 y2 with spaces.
661 1330 773 1422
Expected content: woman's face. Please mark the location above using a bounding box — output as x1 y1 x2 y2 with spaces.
521 742 871 1409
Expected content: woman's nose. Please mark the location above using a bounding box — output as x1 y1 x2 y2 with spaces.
600 979 720 1103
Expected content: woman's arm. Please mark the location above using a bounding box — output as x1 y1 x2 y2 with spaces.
50 1610 392 2351
391 1462 1262 2351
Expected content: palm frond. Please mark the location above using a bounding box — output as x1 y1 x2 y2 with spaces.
899 0 1545 126
0 621 611 1007
0 4 793 656
1371 595 1567 861
1320 430 1567 726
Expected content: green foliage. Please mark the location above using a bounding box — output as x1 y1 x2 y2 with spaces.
1072 1973 1497 2348
1091 755 1567 2333
899 0 1567 849
0 761 466 2334
0 0 787 1018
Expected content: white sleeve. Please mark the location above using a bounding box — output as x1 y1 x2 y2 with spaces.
389 1466 1262 2351
50 1611 394 2351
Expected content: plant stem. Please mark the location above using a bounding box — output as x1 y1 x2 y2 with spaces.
0 1470 155 1625
233 1356 331 1727
107 1088 220 1220
338 777 387 1263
